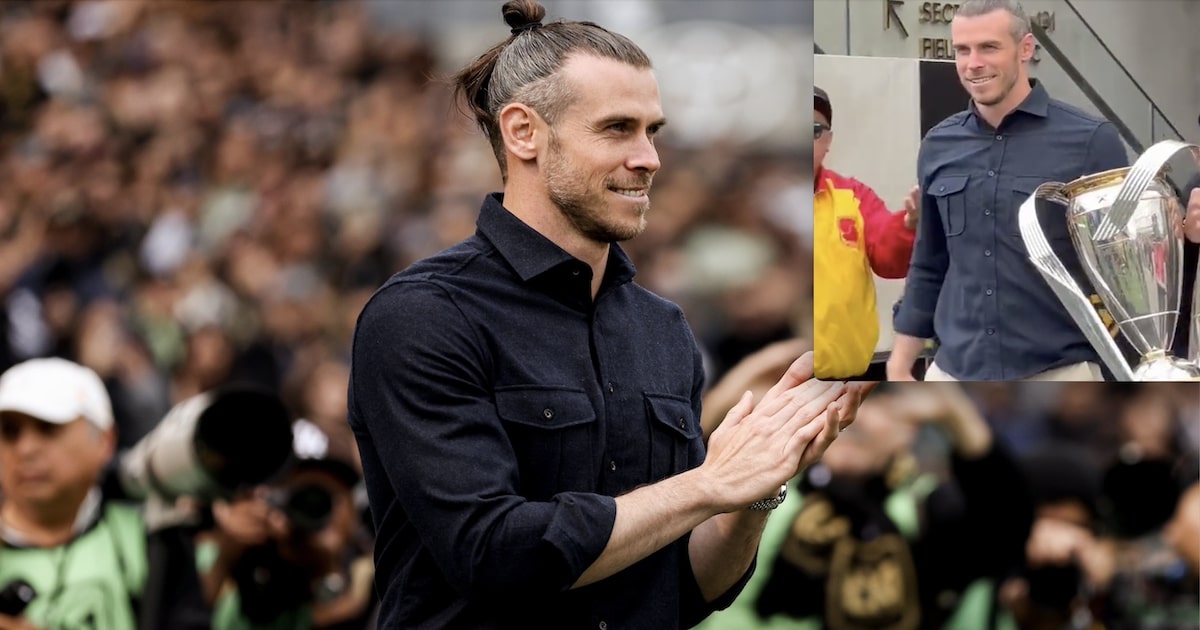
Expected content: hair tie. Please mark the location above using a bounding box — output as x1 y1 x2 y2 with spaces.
511 22 543 35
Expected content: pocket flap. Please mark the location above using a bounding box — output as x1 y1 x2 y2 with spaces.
644 393 699 439
496 387 596 429
930 174 969 197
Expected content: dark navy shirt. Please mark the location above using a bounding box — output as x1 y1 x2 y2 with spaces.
348 194 749 628
894 80 1130 380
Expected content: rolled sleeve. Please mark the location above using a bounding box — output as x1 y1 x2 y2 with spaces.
350 280 616 596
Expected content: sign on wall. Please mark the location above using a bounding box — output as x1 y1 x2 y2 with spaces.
883 0 1056 61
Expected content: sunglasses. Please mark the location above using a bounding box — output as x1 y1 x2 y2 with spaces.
814 122 831 140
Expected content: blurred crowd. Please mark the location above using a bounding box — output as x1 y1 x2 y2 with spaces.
960 381 1200 629
698 369 1199 630
0 0 807 455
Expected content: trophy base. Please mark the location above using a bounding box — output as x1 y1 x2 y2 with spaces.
1131 356 1200 381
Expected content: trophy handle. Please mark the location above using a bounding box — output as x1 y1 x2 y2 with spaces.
1019 182 1137 381
1095 140 1200 241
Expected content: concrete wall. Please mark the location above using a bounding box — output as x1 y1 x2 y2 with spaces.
813 0 1200 146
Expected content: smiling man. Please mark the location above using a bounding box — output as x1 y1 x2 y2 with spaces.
347 1 869 628
888 0 1130 381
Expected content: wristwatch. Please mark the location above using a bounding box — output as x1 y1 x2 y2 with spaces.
748 484 788 511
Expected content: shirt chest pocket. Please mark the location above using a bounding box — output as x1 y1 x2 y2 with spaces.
644 393 700 483
496 387 596 500
930 175 969 237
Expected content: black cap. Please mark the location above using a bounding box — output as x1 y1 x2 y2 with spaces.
814 86 832 125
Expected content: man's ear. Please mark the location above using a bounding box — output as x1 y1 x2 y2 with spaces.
499 103 541 163
1019 32 1035 63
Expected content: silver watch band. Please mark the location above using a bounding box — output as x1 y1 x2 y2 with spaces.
748 484 788 511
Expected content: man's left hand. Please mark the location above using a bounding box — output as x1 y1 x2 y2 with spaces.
1185 189 1200 244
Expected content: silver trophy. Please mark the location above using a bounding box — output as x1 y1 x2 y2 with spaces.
1019 140 1200 381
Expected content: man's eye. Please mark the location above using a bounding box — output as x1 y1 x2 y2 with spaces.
608 123 627 132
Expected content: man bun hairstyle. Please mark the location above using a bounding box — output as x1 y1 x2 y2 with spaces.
452 0 652 180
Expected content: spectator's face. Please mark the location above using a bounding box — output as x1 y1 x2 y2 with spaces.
813 109 831 174
820 396 915 479
1118 391 1175 458
0 412 113 511
950 10 1032 108
540 54 663 243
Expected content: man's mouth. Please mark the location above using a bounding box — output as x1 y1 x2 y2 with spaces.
967 75 996 85
609 186 649 199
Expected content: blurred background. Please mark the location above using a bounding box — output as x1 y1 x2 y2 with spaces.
0 0 810 459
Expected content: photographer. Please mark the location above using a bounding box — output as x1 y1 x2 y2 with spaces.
196 419 375 629
0 356 296 630
0 358 147 630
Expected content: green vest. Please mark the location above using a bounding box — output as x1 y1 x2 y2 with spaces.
697 476 1016 630
0 503 147 630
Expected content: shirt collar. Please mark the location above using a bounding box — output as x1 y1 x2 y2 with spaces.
475 192 637 287
964 78 1049 126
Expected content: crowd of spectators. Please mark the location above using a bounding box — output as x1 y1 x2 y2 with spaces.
0 0 807 461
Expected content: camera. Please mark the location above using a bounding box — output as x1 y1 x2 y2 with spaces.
0 579 36 617
269 483 335 534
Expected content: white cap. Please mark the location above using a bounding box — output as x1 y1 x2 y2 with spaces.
0 358 114 430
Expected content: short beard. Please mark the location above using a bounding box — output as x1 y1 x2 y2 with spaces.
545 134 648 243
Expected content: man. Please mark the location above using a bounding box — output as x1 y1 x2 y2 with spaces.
699 383 1033 629
0 358 147 630
812 86 920 381
347 1 870 627
888 0 1130 381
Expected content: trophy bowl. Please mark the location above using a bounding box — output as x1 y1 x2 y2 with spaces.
1020 140 1200 381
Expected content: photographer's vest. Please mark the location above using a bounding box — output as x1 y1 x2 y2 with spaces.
698 475 1017 630
0 494 146 630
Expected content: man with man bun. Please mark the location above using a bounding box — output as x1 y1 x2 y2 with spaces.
348 1 872 627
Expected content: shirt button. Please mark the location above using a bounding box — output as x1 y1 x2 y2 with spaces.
678 417 686 429
984 208 991 216
609 461 617 472
571 269 580 276
599 622 608 630
543 408 554 419
986 289 994 296
984 249 992 257
987 328 996 335
988 170 995 177
995 134 1003 140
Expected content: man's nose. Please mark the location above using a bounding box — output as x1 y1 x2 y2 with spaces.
627 135 660 173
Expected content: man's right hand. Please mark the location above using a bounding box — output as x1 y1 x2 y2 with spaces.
886 334 925 381
700 352 846 512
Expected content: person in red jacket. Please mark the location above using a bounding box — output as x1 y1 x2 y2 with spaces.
813 86 919 380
